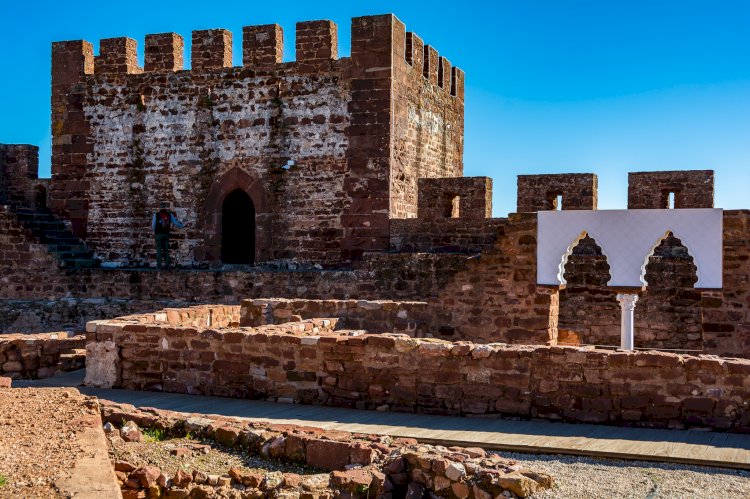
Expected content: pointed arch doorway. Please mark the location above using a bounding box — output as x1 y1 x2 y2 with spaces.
221 189 255 264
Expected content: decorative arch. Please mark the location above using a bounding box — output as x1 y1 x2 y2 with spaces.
200 167 270 265
537 208 722 289
639 230 699 288
556 230 614 286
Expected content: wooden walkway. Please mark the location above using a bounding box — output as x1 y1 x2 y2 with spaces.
18 370 750 470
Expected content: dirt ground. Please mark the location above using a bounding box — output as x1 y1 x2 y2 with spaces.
109 431 323 477
0 387 101 499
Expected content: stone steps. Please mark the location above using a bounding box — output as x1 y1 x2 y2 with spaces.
12 207 99 269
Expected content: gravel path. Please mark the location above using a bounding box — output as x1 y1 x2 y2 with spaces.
500 452 750 499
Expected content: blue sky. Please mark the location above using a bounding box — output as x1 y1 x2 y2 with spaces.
1 0 748 216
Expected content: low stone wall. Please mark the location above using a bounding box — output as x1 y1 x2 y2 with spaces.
240 298 430 336
0 332 85 379
86 315 750 431
95 304 242 329
101 401 553 498
0 297 216 334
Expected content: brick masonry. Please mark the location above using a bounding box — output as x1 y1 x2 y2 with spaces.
1 14 749 365
0 145 43 208
46 14 464 266
558 234 703 350
100 401 554 498
628 170 714 209
517 173 597 212
87 308 750 431
2 202 749 358
417 177 492 220
240 298 431 336
0 332 85 379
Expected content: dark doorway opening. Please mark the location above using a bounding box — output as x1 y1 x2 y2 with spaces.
221 189 256 264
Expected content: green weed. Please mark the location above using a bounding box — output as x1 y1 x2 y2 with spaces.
143 428 168 442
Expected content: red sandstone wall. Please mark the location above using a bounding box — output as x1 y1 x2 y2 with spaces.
390 22 464 219
239 298 430 336
2 209 749 358
88 321 750 431
389 218 505 254
79 61 351 266
50 15 465 265
0 332 85 379
0 207 67 292
0 145 41 208
702 210 750 357
427 213 558 344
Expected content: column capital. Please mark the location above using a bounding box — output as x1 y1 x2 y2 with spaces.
616 293 639 311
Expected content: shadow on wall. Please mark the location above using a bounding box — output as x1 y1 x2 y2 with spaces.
558 233 701 351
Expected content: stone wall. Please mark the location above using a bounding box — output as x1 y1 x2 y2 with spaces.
426 213 559 344
87 315 750 431
3 204 750 358
0 298 207 334
628 170 714 209
416 177 491 220
558 234 703 351
0 145 41 208
516 173 597 212
101 402 553 498
557 235 617 345
0 206 66 293
49 15 464 265
0 251 471 305
389 218 504 253
239 298 430 336
390 20 465 219
77 55 352 266
701 210 750 357
0 332 85 379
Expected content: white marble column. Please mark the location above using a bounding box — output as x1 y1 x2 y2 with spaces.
616 293 639 351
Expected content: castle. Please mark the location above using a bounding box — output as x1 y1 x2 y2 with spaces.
46 15 463 266
1 14 748 365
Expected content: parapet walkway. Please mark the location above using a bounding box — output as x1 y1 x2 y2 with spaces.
19 370 750 470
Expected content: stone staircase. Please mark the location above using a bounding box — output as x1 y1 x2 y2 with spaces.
13 207 99 269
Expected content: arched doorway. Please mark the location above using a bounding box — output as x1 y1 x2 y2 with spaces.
221 189 255 264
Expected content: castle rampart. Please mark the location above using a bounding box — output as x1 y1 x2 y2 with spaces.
47 14 465 265
3 13 749 369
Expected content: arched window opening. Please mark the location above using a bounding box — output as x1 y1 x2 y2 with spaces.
221 189 256 264
638 232 701 350
558 235 617 346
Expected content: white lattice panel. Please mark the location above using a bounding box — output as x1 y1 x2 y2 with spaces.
537 209 723 289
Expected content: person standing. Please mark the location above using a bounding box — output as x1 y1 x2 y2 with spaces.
151 202 184 270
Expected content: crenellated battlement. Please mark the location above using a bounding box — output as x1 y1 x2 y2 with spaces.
242 24 283 67
50 14 463 100
95 37 142 74
192 29 233 70
48 14 465 261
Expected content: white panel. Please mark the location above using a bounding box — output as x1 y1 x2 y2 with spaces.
537 209 723 289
